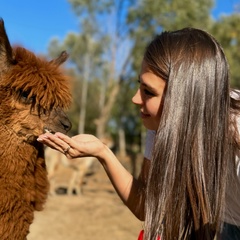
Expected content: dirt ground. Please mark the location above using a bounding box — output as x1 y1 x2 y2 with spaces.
28 157 143 240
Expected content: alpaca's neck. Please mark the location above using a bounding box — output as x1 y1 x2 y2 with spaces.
0 126 48 240
0 125 43 176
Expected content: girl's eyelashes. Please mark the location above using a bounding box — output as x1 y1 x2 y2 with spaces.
144 89 155 96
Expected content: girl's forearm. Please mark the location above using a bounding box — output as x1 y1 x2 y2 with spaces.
97 145 145 220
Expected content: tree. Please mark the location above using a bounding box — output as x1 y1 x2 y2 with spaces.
211 13 240 88
48 11 106 134
65 0 135 160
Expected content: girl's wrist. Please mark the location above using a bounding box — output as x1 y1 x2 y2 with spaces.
96 143 113 164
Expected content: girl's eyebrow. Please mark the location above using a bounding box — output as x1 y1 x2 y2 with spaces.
138 75 157 92
144 84 157 93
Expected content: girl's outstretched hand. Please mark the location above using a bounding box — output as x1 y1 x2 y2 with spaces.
37 132 106 159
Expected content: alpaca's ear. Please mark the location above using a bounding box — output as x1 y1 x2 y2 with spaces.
0 19 15 72
50 51 69 66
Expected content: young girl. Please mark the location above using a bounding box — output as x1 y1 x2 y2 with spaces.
38 28 240 240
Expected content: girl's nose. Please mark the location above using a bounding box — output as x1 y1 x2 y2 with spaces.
132 89 142 105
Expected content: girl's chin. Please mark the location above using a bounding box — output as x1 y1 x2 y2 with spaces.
142 120 158 131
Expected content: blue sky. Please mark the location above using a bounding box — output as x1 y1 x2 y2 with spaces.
0 0 239 54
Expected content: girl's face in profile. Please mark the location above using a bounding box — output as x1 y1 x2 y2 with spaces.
132 61 166 130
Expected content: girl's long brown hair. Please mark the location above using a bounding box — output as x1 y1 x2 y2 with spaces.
143 28 237 240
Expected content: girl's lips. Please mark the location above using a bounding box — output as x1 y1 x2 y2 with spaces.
140 112 150 118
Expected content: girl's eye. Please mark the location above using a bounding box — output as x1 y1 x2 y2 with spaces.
138 79 155 96
144 89 155 96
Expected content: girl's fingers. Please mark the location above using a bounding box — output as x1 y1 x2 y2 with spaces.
38 133 102 158
38 133 80 157
38 133 66 153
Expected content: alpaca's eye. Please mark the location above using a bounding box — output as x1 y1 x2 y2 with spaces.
20 91 35 104
21 91 29 99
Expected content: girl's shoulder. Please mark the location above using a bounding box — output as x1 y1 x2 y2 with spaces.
230 89 240 118
231 89 240 100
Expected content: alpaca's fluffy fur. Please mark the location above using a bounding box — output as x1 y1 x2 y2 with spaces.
0 19 72 239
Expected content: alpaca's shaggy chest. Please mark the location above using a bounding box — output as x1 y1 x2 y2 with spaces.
0 129 49 205
0 130 49 239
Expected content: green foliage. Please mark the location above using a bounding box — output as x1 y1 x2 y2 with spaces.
210 14 240 88
66 70 102 136
68 0 112 15
113 76 142 134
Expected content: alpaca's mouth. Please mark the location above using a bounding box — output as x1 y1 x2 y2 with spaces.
44 128 55 134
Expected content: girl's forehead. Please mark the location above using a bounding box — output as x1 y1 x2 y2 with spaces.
141 60 151 73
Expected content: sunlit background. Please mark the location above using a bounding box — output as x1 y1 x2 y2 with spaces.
0 1 239 239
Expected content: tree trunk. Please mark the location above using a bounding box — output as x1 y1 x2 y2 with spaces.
118 124 126 158
78 54 90 134
95 81 120 138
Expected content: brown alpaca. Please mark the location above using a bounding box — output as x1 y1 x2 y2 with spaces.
0 19 72 239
